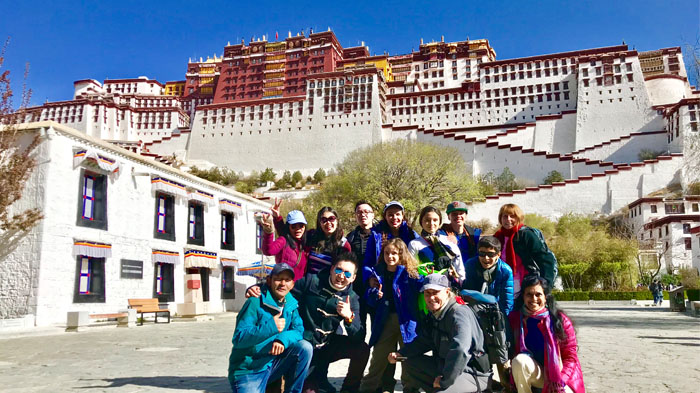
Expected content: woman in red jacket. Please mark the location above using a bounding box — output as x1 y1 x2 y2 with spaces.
508 275 585 393
260 210 309 281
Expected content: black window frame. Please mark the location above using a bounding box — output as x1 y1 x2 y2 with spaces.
76 169 108 230
222 266 236 299
154 192 176 241
221 212 236 250
74 256 106 303
153 262 175 302
255 224 263 255
187 201 205 246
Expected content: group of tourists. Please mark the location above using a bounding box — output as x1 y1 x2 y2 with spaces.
228 199 585 393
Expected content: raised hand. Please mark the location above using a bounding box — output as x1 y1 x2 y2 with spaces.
260 213 275 234
270 198 283 219
337 295 352 320
376 283 383 299
272 305 286 332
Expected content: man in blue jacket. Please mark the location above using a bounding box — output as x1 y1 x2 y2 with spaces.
461 236 514 315
228 263 312 393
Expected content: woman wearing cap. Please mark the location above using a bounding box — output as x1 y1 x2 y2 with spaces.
494 203 557 296
438 201 482 262
408 205 464 282
260 210 309 281
363 201 419 286
508 275 585 393
306 206 352 274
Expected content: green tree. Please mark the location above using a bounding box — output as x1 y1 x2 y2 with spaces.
302 140 484 228
637 149 666 161
280 170 292 187
291 171 303 187
259 167 276 184
543 170 565 185
495 167 519 192
313 168 327 184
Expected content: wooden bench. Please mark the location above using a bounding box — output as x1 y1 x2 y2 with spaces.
128 298 171 325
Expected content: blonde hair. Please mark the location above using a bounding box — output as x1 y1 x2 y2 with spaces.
498 203 524 227
381 238 420 279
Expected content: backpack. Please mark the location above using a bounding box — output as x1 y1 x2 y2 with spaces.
460 289 508 365
523 226 558 280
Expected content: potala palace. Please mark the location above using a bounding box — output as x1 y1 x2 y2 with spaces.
5 31 699 328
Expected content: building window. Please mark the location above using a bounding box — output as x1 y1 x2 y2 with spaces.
221 212 235 250
665 203 685 214
683 223 691 234
74 256 105 303
154 193 176 241
188 202 205 246
693 203 699 212
685 237 692 250
650 205 657 213
222 266 236 299
256 224 263 255
154 262 175 302
77 171 107 230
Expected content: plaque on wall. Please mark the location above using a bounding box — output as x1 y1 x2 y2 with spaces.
120 259 143 279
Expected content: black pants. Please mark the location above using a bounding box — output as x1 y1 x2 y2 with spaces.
307 335 370 391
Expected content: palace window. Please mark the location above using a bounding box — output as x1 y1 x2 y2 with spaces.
221 212 236 250
188 202 205 246
77 170 108 230
154 192 176 241
154 262 175 302
222 266 236 299
74 256 105 303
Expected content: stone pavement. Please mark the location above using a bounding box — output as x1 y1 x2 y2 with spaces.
0 303 698 392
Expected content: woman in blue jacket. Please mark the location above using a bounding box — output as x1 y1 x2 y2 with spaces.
360 238 423 393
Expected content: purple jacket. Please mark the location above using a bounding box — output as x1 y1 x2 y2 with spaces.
509 311 585 393
261 231 308 281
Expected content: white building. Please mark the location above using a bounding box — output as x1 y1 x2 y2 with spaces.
626 196 700 272
0 122 270 329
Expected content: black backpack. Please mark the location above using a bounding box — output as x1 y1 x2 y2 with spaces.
460 289 508 365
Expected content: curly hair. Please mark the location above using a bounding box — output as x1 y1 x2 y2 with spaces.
381 238 420 279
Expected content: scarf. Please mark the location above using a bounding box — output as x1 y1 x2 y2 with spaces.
494 223 524 276
518 307 566 393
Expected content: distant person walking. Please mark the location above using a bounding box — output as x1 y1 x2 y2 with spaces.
649 279 663 306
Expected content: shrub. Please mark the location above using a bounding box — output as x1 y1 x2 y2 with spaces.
687 289 700 301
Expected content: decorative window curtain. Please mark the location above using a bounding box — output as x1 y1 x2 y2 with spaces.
151 176 188 198
73 148 121 175
220 257 239 267
219 199 244 215
184 249 218 269
152 249 180 264
189 189 215 206
73 240 112 258
81 175 96 220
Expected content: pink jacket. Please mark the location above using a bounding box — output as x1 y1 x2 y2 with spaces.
509 311 585 393
261 231 308 281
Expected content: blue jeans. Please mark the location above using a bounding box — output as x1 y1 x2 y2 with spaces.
230 340 313 393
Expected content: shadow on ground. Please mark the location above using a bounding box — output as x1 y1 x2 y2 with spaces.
568 308 700 330
80 376 230 392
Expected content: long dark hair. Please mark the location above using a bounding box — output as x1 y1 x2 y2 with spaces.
514 275 568 341
309 206 344 253
281 222 307 250
418 205 442 235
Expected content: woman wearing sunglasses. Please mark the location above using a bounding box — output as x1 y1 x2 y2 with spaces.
306 206 352 275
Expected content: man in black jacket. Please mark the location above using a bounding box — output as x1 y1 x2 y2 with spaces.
389 274 492 392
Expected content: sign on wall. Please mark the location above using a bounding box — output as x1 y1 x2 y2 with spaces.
120 259 143 279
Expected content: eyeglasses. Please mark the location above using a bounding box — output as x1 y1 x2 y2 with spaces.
334 267 353 278
356 210 374 216
478 251 499 258
320 216 337 224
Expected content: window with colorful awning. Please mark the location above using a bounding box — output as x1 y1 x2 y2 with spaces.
73 240 112 258
152 249 180 264
73 148 121 175
236 259 274 276
151 176 188 198
184 249 218 269
219 198 244 215
220 257 239 267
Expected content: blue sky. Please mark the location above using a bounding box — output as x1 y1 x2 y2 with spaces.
1 1 698 107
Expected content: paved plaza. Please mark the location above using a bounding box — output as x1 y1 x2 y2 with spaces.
0 303 698 392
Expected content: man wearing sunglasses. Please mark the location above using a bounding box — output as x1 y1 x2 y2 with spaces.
245 252 369 393
461 236 514 316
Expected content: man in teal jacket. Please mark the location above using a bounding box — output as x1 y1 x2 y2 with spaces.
228 263 312 393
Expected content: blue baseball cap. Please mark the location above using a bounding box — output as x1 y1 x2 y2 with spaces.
383 201 404 214
270 263 295 279
286 210 307 225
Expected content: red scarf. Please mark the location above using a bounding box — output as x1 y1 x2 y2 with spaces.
494 223 524 275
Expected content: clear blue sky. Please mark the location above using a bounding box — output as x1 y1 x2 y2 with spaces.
1 0 698 107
